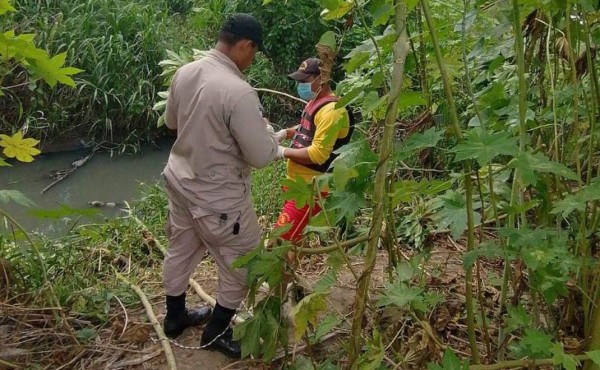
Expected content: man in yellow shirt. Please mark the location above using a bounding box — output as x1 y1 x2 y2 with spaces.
274 58 354 243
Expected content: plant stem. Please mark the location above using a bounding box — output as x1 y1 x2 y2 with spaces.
421 0 480 362
470 354 590 370
498 0 530 360
347 0 408 367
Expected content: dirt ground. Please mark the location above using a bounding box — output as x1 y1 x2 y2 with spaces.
2 235 585 369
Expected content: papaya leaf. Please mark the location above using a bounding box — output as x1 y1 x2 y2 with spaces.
397 91 426 112
332 161 359 190
433 190 481 239
552 182 600 218
550 343 579 370
290 293 327 341
282 176 314 209
395 127 445 161
451 128 518 166
510 151 579 186
330 190 365 224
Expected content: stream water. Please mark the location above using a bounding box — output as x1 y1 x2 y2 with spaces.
0 142 172 237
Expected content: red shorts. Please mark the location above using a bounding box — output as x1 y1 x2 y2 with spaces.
274 188 327 243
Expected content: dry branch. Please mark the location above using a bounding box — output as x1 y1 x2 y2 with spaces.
109 347 163 369
41 150 95 195
116 273 177 370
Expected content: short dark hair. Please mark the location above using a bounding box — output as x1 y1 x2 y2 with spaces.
218 30 243 47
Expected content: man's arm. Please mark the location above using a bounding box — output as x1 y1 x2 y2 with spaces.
282 106 347 165
229 92 278 168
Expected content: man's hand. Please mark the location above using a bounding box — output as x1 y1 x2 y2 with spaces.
276 146 287 160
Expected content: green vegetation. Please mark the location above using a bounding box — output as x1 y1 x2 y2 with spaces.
3 0 600 369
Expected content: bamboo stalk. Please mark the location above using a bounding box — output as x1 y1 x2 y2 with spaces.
347 1 409 367
116 273 177 370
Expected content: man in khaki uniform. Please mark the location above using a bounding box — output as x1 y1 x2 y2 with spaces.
161 13 284 358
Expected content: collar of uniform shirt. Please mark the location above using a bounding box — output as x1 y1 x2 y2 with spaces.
208 49 244 78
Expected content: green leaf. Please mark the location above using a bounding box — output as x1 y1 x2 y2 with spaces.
356 330 384 370
0 0 16 15
550 343 579 370
75 328 97 342
510 151 579 185
368 0 393 26
552 182 600 218
0 190 35 207
312 313 341 343
332 161 359 190
289 356 315 370
345 51 370 73
313 269 337 293
361 90 381 116
282 176 314 209
0 157 10 166
317 31 337 53
397 91 426 112
320 0 352 20
396 127 445 161
427 348 465 370
290 293 327 341
330 190 365 224
377 282 423 310
586 350 600 366
433 191 481 239
234 312 263 358
27 51 83 87
518 329 554 358
451 128 519 166
336 85 364 108
506 306 531 333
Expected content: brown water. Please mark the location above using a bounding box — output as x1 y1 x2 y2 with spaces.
0 143 171 236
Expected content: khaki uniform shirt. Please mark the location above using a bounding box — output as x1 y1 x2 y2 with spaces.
163 49 278 213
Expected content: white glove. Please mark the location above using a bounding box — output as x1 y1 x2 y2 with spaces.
274 129 287 143
265 123 275 135
276 146 287 160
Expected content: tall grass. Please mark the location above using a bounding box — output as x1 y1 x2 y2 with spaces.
1 0 202 149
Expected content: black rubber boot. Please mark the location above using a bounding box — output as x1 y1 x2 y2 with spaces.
163 292 212 338
201 302 241 359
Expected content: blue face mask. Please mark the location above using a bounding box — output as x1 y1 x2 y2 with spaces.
297 82 315 101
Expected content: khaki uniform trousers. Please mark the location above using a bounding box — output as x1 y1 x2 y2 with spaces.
162 180 261 310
